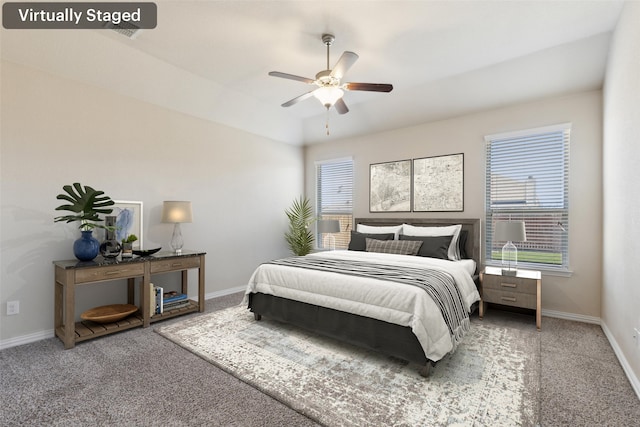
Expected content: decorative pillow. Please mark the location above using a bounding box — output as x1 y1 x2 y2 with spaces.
458 230 468 259
356 224 403 240
401 224 463 260
365 238 422 256
348 231 395 251
399 234 452 260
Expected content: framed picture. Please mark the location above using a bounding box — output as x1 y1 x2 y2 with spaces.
413 153 464 212
111 200 143 248
370 159 412 212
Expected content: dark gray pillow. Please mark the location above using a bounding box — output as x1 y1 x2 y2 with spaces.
348 231 394 251
399 234 452 259
365 238 422 256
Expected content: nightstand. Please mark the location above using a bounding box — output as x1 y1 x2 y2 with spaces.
479 266 542 330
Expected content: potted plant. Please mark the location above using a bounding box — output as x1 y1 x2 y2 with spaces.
54 183 115 261
284 196 316 256
121 234 138 258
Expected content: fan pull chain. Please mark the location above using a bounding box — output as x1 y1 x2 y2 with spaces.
326 108 330 136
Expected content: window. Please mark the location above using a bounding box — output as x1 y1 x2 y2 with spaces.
316 158 353 249
485 123 570 272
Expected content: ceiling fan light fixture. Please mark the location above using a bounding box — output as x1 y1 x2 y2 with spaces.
313 86 344 108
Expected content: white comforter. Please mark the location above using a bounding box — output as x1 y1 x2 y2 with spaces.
244 250 480 362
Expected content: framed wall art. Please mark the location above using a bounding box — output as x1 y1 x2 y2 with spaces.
111 200 143 248
413 153 464 212
369 159 411 212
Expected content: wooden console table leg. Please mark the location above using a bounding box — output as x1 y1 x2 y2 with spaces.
181 270 188 295
198 255 205 312
127 278 135 305
62 272 76 349
142 263 151 327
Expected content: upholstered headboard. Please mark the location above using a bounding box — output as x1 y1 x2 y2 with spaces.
354 218 481 274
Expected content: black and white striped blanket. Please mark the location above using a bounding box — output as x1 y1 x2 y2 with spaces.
268 256 471 350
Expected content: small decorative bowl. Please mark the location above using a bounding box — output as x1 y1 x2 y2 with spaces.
132 247 161 257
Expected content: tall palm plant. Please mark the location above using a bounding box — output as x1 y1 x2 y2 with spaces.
284 196 316 256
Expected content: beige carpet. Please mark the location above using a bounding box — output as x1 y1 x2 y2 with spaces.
157 305 540 426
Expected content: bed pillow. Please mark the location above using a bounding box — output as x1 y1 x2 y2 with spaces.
365 238 422 256
399 234 452 260
356 224 403 240
401 223 463 260
348 231 395 251
458 230 468 259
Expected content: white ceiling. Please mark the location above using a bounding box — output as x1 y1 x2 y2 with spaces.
1 1 624 145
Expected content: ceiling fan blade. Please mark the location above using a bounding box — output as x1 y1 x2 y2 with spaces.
334 98 349 115
344 82 393 92
268 71 315 84
281 91 315 107
330 51 359 79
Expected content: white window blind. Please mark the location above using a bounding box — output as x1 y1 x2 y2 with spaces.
316 158 353 249
485 123 570 271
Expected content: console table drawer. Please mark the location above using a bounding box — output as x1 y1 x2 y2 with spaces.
150 256 201 273
482 275 537 295
75 264 145 283
482 288 537 310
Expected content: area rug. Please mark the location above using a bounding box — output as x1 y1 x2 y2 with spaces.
156 306 540 426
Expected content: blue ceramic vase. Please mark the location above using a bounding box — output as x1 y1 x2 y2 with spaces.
74 230 100 261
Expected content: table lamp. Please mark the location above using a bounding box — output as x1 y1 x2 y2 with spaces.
494 220 527 276
161 201 193 254
317 219 340 250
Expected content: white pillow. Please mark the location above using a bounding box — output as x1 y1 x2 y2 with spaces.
356 224 403 240
401 223 462 260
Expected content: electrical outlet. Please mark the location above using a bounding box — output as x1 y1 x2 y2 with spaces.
7 300 19 316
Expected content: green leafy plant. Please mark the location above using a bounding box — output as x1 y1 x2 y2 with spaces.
54 183 115 231
121 234 138 244
284 196 316 256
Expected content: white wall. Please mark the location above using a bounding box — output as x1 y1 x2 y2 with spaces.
305 90 603 320
0 60 303 345
602 1 640 393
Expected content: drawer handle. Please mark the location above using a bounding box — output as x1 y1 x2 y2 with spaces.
104 270 123 276
171 263 183 267
500 283 517 288
501 296 517 302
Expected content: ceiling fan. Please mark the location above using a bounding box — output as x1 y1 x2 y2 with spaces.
268 33 393 115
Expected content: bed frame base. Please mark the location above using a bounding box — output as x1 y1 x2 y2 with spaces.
248 292 435 376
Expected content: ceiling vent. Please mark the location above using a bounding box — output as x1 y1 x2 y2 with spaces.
104 21 142 39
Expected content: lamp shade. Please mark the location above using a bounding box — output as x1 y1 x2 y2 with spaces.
494 221 527 242
317 219 340 234
161 201 193 223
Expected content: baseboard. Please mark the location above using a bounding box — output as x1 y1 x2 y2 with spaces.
0 329 55 350
204 285 246 301
0 285 248 351
541 308 601 325
600 321 640 400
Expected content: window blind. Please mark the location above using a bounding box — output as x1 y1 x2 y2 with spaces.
316 158 353 249
485 124 570 271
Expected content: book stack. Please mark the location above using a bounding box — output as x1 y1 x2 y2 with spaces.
162 290 190 311
149 283 191 316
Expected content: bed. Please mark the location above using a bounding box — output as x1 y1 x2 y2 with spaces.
244 218 481 376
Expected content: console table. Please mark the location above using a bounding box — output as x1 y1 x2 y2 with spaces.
53 251 205 349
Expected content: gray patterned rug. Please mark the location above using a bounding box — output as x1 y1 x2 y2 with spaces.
156 305 540 426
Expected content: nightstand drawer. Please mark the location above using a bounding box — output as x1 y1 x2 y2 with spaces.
75 264 145 283
482 288 537 310
150 256 201 273
482 275 537 295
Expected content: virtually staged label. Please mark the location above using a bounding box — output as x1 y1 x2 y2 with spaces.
3 2 157 29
